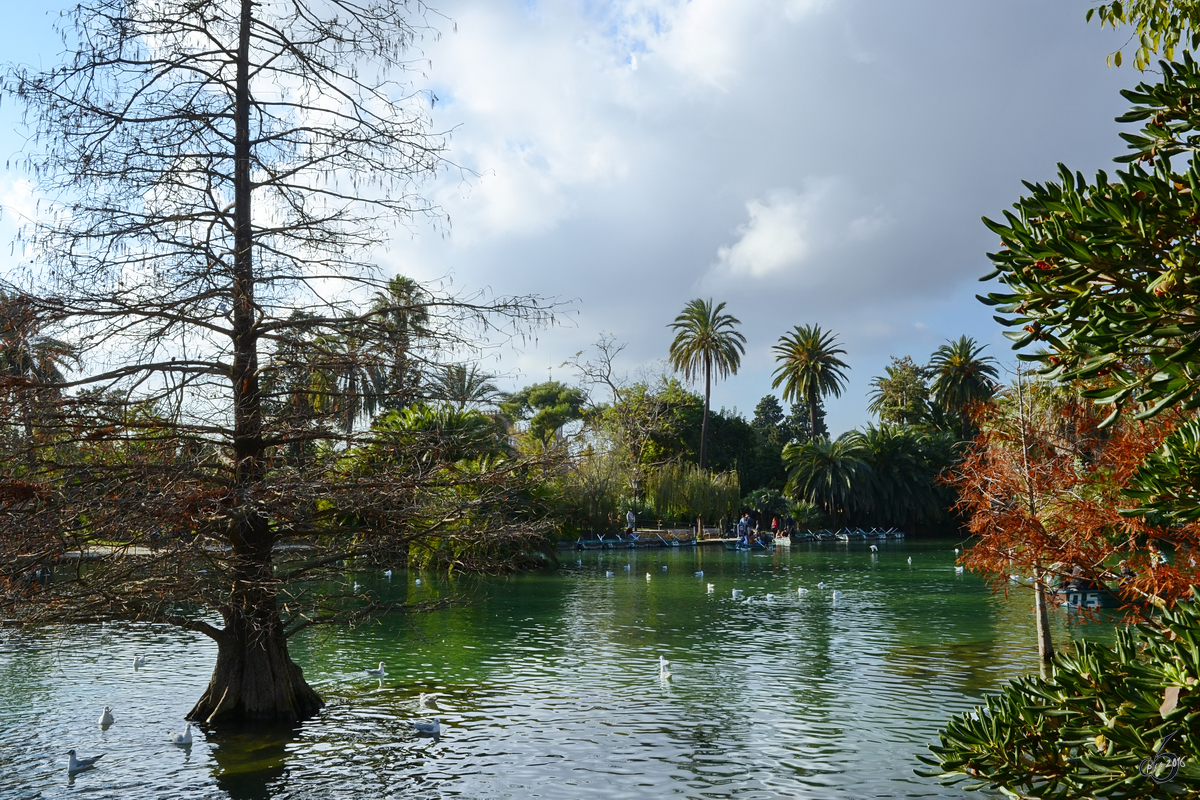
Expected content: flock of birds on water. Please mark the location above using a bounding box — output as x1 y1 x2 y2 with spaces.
67 547 964 776
63 651 444 776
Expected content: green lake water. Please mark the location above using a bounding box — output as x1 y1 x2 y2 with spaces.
0 540 1116 798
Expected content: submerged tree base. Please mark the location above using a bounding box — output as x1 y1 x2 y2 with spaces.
188 616 324 724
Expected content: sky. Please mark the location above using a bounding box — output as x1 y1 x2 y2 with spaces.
0 0 1142 435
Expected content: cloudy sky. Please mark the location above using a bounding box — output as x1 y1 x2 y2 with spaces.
0 1 1139 434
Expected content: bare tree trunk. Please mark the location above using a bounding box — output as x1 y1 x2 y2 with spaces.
191 0 323 723
1034 565 1054 680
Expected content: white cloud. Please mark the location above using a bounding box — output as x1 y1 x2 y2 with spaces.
712 188 813 278
705 181 892 284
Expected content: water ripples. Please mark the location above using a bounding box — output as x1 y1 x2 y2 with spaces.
0 541 1111 798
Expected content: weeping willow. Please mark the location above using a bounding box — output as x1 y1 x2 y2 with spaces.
644 462 739 526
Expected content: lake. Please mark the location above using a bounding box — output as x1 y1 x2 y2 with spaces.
0 539 1114 799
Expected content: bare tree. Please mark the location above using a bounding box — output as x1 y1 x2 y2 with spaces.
0 0 551 724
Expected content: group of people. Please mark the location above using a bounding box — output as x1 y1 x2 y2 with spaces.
735 512 786 546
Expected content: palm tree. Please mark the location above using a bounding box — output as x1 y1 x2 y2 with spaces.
928 336 999 437
667 299 746 470
782 432 871 525
432 364 501 411
771 324 849 439
0 292 79 468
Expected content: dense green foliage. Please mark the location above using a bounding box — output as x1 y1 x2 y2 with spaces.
1089 0 1200 68
920 594 1200 797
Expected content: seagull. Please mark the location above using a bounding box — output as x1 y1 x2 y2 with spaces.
98 707 114 728
732 588 744 599
606 571 614 577
415 578 422 586
907 557 912 565
707 583 715 593
659 655 672 680
364 661 386 677
694 570 704 577
169 723 192 746
954 548 960 555
67 750 104 773
409 717 441 736
353 582 360 592
384 570 393 579
133 655 146 668
418 692 442 708
817 581 825 590
797 586 808 595
624 564 631 571
869 545 878 552
765 593 775 601
661 565 667 571
955 565 965 573
646 572 651 581
832 590 843 601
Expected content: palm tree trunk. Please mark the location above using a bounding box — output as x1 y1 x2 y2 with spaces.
808 388 818 442
699 358 710 470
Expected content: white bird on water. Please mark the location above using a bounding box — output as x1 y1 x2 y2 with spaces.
353 582 360 593
869 545 878 552
98 706 114 728
169 723 193 746
624 564 631 571
954 548 960 555
133 655 146 669
409 717 441 736
415 578 422 586
646 572 652 581
659 655 672 680
707 583 715 593
832 590 843 601
364 661 386 677
955 566 965 574
662 565 668 571
907 557 912 565
817 581 825 590
732 588 744 599
67 750 104 773
606 571 614 577
694 570 704 577
765 593 775 601
419 692 442 708
384 569 393 579
797 586 808 595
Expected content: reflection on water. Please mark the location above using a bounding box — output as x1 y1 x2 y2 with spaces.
0 541 1116 799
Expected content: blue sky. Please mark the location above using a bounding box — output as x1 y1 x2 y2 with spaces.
0 1 1141 434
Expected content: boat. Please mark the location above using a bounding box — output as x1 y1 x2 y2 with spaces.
574 532 697 550
1057 585 1124 609
724 538 775 551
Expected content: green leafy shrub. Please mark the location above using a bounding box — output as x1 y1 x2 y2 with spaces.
919 593 1200 798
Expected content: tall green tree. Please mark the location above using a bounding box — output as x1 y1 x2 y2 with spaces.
782 432 870 525
928 336 999 438
667 298 746 470
771 324 849 440
501 381 587 447
867 355 930 427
